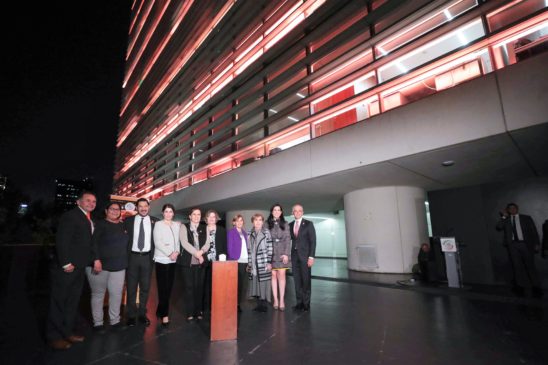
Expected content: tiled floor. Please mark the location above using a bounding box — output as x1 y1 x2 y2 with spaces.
1 247 547 364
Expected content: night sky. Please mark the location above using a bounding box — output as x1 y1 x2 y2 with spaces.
1 1 131 203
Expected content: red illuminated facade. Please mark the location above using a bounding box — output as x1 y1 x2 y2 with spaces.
114 0 548 200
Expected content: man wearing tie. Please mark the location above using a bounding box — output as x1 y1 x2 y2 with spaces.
47 191 96 350
289 204 316 311
124 198 158 326
496 203 543 298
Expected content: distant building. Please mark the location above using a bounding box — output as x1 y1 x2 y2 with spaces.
54 178 94 213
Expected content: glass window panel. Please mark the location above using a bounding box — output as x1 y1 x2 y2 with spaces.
492 21 548 68
269 50 306 82
487 0 547 32
237 97 263 119
309 6 368 52
268 106 309 135
375 0 479 58
313 108 357 137
378 19 485 83
311 32 370 72
237 112 263 134
236 129 265 149
311 50 373 92
269 68 307 99
381 49 489 112
373 0 432 33
210 145 233 162
269 86 308 116
266 126 310 154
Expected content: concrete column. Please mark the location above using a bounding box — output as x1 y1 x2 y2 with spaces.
225 209 269 231
344 186 428 273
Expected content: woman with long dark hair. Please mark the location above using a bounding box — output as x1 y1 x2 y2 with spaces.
152 203 180 326
267 204 291 311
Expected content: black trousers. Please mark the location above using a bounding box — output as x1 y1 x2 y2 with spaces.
237 262 249 305
507 241 540 288
182 265 205 317
292 252 311 306
155 262 176 318
126 254 153 318
46 266 85 341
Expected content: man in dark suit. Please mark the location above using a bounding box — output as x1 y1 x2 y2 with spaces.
496 203 543 298
289 204 316 311
47 191 96 350
124 198 158 326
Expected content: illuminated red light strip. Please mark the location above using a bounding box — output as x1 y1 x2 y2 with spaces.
139 1 236 115
128 0 145 35
122 0 224 116
312 71 376 107
485 0 523 18
120 0 323 174
117 116 139 147
126 0 156 61
122 0 173 89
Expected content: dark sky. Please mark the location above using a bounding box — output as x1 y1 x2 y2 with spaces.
1 1 131 203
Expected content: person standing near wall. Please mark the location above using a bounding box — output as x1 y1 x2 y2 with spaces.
87 202 128 332
227 214 249 312
124 198 158 326
496 203 543 298
152 204 180 326
267 204 291 311
47 191 96 350
289 204 316 312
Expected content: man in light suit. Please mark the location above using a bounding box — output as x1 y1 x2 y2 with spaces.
289 204 316 311
496 203 543 298
124 198 158 326
47 191 96 350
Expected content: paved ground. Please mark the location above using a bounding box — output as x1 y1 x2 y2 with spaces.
1 246 547 365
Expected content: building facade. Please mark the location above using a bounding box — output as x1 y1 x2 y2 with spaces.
114 0 548 277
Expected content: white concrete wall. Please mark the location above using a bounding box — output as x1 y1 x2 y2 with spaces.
344 186 429 273
303 212 347 258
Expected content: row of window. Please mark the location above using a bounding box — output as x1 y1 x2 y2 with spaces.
115 0 548 199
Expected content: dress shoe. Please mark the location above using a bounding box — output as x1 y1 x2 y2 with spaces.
293 303 304 311
49 339 72 350
66 335 85 343
303 304 310 312
93 325 106 334
138 315 151 326
126 318 136 326
110 322 123 331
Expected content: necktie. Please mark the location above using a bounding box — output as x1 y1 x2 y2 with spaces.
86 213 93 233
138 217 145 251
511 216 519 241
294 220 299 237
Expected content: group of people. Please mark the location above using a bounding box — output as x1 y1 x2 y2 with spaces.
46 191 316 350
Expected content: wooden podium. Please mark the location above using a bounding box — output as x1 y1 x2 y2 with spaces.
210 261 238 341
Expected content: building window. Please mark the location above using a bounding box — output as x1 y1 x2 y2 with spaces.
377 18 485 83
